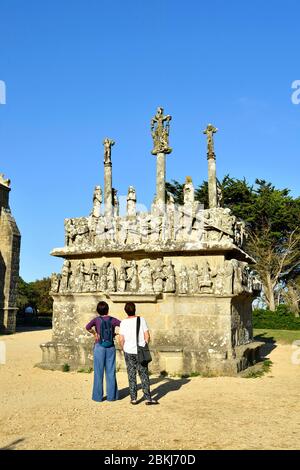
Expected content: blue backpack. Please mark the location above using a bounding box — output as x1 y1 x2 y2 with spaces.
99 317 114 348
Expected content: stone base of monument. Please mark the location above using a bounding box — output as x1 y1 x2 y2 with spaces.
37 291 264 376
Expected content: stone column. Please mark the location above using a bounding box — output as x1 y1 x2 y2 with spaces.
156 152 166 207
203 124 218 209
102 138 115 217
207 153 217 209
104 162 113 216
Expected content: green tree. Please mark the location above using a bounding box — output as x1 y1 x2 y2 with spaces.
166 176 300 312
16 276 53 315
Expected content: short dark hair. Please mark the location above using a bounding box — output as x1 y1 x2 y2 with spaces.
124 302 136 316
96 301 109 316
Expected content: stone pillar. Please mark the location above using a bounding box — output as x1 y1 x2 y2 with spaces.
0 176 21 334
207 153 217 209
156 152 166 207
104 163 113 217
203 124 218 210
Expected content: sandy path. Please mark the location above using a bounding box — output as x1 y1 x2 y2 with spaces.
0 328 300 450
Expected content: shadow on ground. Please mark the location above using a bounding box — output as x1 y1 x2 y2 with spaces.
0 438 25 450
254 332 277 357
15 326 52 334
118 376 190 402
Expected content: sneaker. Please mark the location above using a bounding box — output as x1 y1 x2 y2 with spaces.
145 400 159 405
130 400 137 405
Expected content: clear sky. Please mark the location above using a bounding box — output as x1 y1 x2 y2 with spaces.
0 0 299 281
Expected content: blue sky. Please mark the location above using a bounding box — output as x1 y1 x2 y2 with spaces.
0 0 299 281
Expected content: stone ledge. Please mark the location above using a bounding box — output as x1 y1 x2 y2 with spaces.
109 292 159 303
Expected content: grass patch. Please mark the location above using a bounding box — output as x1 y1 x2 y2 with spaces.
244 359 273 379
62 363 70 372
254 329 300 345
77 367 93 373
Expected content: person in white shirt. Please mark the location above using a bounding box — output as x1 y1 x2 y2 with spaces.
119 302 159 405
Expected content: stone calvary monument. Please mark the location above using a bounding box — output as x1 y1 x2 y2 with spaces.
0 174 21 333
39 108 262 375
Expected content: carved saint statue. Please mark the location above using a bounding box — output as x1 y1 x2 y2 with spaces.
126 261 139 292
89 262 99 292
50 273 61 293
99 262 109 292
164 260 176 293
127 186 137 217
107 263 116 292
76 260 88 292
179 266 189 294
203 124 218 156
199 261 213 293
113 188 119 217
139 260 154 293
60 260 72 292
189 264 200 294
152 259 166 294
118 260 128 292
151 107 172 155
103 138 115 164
92 186 102 218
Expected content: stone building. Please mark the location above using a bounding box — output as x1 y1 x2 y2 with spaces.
0 174 21 333
39 109 262 376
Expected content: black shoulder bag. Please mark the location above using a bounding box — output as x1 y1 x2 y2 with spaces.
136 316 152 366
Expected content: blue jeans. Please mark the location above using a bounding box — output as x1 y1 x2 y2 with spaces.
92 343 118 402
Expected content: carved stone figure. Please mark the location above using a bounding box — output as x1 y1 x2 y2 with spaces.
179 266 189 294
89 262 99 291
107 263 116 292
152 259 166 293
118 260 128 292
203 124 218 155
113 188 119 217
118 218 129 245
103 138 115 164
76 260 88 292
127 260 139 292
92 186 102 218
223 260 234 294
50 273 61 293
189 264 200 294
99 262 109 292
214 268 224 295
151 107 172 155
164 260 176 293
74 218 90 246
65 219 76 246
60 260 72 292
139 213 151 244
139 260 154 293
217 181 223 207
231 259 243 294
127 186 137 217
199 261 213 293
184 176 195 206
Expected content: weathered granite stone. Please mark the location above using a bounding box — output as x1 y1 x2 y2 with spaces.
38 110 262 375
0 175 21 333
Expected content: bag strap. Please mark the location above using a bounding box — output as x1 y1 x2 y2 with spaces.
136 316 140 348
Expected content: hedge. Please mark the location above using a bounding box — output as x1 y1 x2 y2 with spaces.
253 304 300 330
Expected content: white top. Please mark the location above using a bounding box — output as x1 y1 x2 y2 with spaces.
119 316 149 354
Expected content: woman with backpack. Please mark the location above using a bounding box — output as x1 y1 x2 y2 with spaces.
86 301 121 402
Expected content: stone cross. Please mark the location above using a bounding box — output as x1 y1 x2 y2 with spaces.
103 138 115 165
151 107 172 209
203 124 218 157
102 138 115 216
